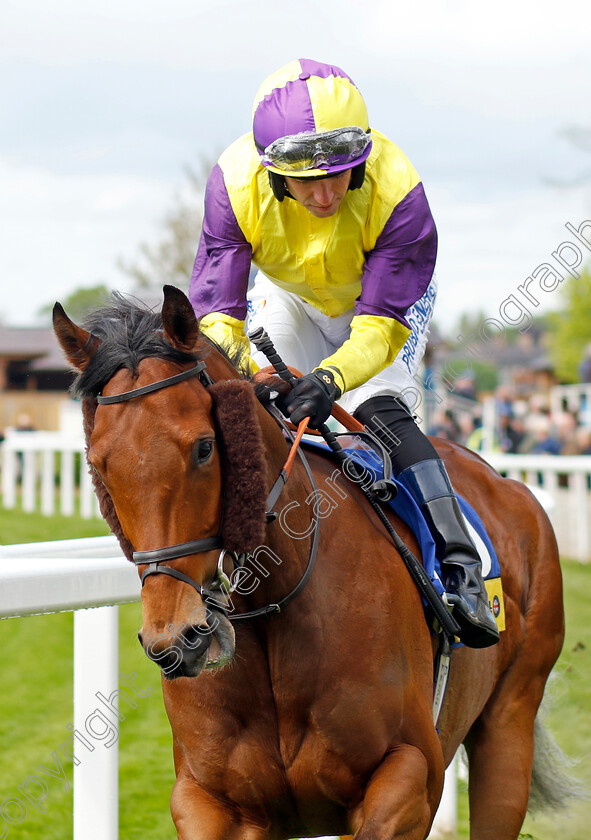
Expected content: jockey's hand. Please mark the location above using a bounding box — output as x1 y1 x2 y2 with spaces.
284 369 341 429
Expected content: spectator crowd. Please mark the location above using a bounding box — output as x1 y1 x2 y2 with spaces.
427 384 591 456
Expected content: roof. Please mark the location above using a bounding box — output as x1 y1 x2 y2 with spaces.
0 327 70 371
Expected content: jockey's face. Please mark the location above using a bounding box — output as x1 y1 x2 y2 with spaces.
284 170 352 218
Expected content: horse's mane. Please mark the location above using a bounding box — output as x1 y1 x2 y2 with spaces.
71 292 199 400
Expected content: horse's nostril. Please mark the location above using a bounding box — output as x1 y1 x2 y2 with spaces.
137 631 144 647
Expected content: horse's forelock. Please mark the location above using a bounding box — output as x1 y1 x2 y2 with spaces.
71 294 198 399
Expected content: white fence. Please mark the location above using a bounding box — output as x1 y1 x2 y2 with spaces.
1 430 97 518
549 383 591 426
0 537 139 840
0 537 456 839
483 452 591 562
3 430 591 561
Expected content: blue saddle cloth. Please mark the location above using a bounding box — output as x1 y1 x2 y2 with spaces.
302 437 501 598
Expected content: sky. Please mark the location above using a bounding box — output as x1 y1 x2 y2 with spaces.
1 0 590 334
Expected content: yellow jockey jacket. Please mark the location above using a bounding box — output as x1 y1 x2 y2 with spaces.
189 130 437 394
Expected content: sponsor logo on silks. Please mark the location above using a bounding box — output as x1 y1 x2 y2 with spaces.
247 298 267 316
484 577 506 632
400 284 437 374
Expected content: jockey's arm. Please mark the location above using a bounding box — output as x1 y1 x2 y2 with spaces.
189 164 258 375
199 312 260 375
319 314 411 395
318 182 437 394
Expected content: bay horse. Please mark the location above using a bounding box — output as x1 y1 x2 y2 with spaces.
54 285 570 840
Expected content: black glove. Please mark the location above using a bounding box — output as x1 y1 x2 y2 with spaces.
284 369 341 429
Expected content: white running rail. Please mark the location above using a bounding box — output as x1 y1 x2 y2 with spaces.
1 431 96 518
0 536 457 838
3 431 591 561
482 452 591 562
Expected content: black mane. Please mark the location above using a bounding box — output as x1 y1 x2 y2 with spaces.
71 293 198 400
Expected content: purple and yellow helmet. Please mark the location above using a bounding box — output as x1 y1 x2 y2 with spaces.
252 59 372 180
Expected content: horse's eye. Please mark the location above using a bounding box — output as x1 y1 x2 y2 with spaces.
193 438 214 465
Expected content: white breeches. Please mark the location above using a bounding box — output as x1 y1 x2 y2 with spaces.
246 272 437 415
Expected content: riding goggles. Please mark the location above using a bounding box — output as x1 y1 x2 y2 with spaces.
261 126 372 173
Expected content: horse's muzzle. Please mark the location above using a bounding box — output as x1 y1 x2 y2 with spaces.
138 608 235 679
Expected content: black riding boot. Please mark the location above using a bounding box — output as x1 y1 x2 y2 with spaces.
354 396 500 649
396 459 500 648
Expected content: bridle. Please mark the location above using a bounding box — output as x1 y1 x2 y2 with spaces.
96 359 320 621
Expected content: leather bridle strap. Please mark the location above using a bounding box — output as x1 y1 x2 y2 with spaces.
97 361 207 404
139 564 228 612
133 535 223 565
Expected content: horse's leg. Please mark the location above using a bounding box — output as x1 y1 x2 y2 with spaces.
170 775 270 840
350 744 442 840
464 668 549 840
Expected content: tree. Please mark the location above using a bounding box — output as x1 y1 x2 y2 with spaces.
37 283 112 322
545 266 591 382
118 160 209 292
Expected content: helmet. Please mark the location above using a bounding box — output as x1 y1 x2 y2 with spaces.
252 59 372 194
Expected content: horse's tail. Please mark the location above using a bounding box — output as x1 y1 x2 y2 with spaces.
528 710 588 814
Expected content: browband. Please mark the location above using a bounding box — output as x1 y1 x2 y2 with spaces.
97 361 206 404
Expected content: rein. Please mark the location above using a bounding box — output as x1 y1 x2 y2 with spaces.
96 359 320 621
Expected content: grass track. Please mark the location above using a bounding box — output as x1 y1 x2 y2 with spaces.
0 508 589 838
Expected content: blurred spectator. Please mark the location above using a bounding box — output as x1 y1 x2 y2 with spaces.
553 410 579 454
561 425 591 456
458 413 477 446
499 413 528 453
495 386 514 419
454 371 477 402
15 413 36 432
428 408 462 442
466 417 502 453
528 414 561 455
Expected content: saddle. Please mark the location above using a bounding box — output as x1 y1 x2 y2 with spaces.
301 431 505 637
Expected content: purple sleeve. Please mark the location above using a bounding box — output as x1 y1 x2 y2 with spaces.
189 163 252 320
356 182 438 326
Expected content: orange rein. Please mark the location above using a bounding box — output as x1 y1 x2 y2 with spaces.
257 364 366 480
283 417 310 478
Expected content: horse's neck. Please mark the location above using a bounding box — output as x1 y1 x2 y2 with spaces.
251 405 314 596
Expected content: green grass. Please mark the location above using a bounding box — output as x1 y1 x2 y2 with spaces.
0 504 111 544
0 509 589 838
455 559 591 839
0 509 175 839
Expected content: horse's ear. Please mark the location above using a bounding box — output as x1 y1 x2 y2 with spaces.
52 303 101 371
161 285 199 351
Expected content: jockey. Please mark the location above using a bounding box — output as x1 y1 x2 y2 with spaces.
189 58 499 648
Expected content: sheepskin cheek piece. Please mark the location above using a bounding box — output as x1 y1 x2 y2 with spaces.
209 379 269 553
82 397 135 561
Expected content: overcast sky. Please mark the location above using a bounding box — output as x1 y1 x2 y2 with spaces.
1 0 590 333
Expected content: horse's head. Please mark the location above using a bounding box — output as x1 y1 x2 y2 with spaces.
53 285 270 679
